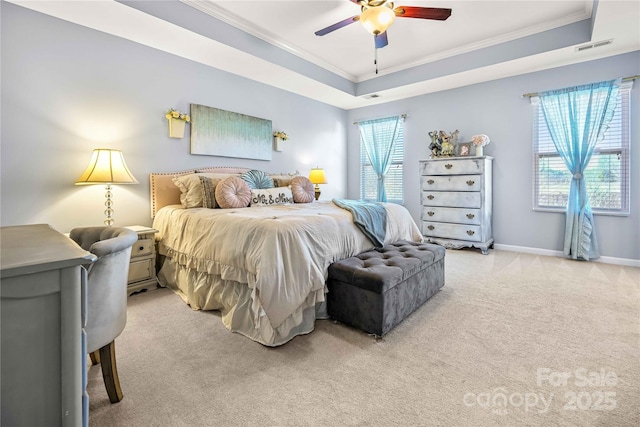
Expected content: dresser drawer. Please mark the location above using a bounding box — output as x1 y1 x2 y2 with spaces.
421 175 481 192
128 259 153 283
422 191 481 208
422 206 482 225
420 158 484 176
422 221 482 242
131 239 153 258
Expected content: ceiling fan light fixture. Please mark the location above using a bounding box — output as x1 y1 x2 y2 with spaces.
360 5 396 35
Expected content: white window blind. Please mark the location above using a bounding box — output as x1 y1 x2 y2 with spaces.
532 80 632 215
359 119 404 204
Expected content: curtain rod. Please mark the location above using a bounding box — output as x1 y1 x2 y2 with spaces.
353 113 407 125
521 75 639 98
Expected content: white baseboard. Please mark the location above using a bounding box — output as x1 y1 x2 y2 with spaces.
493 244 640 268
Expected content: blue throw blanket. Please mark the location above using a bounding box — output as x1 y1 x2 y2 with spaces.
332 198 387 248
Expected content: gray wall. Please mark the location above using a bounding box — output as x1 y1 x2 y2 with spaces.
1 3 638 261
0 3 347 232
347 51 640 261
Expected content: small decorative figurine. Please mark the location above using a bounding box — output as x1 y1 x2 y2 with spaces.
439 130 455 156
428 130 442 157
429 130 461 157
450 129 460 145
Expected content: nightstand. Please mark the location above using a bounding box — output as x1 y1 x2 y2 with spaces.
125 225 159 295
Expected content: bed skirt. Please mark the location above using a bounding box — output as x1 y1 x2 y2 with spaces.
157 257 328 346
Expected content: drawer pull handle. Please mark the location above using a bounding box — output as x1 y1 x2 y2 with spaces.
139 246 144 251
466 213 475 219
427 211 435 216
445 164 453 169
427 225 435 230
427 195 434 200
466 230 475 236
466 180 475 186
427 179 435 185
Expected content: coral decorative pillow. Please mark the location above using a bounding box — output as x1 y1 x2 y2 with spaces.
290 176 315 203
215 176 251 209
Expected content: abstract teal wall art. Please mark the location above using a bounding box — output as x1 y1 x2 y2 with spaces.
190 103 272 160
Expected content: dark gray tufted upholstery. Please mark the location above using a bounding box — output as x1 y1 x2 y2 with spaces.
327 241 445 336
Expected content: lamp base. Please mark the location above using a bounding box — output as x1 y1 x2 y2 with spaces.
104 184 114 226
314 184 321 201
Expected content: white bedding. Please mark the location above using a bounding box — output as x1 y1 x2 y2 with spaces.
153 200 423 345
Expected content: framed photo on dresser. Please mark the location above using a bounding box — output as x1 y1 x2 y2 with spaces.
457 142 471 157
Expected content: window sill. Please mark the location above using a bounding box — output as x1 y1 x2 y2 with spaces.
533 207 630 217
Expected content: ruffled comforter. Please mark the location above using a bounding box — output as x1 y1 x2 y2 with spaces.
153 201 423 345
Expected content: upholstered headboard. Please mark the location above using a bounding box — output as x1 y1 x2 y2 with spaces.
149 167 251 217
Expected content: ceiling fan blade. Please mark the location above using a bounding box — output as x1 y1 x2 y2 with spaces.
394 6 452 20
315 15 360 36
374 32 388 49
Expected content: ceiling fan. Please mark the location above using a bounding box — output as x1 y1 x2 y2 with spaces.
314 0 452 50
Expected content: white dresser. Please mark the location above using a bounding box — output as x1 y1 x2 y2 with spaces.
1 224 96 426
419 156 493 254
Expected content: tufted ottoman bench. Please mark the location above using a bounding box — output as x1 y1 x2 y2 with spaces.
326 241 445 336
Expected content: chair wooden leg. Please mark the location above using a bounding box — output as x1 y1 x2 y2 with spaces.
89 351 100 365
98 341 123 403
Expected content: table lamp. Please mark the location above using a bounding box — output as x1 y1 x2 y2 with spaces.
75 148 138 226
308 167 327 201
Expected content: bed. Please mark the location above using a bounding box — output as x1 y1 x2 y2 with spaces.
150 167 423 346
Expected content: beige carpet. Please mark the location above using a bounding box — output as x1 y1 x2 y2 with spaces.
88 249 640 426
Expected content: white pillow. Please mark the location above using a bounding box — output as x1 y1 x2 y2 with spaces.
269 172 300 188
172 173 238 208
250 187 294 207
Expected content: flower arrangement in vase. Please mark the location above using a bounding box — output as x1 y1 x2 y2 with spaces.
273 131 288 151
273 131 288 140
471 134 490 156
165 108 191 139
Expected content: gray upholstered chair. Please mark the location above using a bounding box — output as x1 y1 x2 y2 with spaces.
70 226 138 403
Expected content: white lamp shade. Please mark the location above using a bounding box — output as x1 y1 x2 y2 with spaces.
360 5 396 35
75 149 138 185
308 168 327 185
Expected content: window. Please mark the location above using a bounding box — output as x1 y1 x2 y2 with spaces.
532 80 631 215
359 117 404 204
